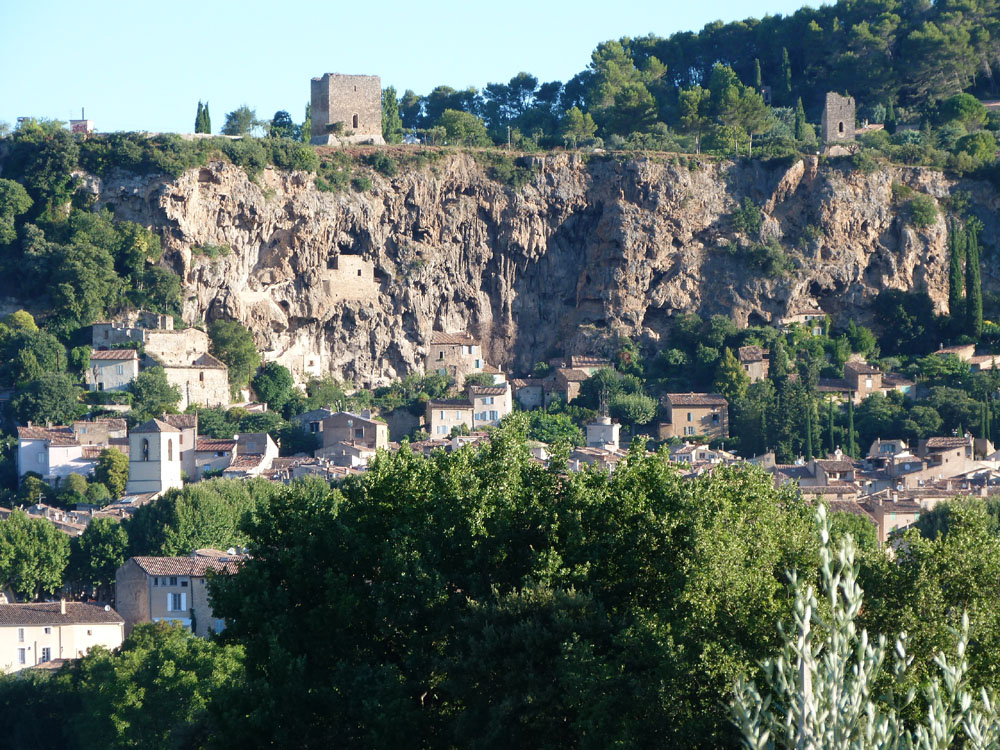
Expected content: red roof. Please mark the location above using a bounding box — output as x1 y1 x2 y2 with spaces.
130 553 245 577
16 426 78 445
430 331 477 346
664 393 728 407
89 349 138 360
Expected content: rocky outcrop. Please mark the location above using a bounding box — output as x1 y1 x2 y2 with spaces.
88 152 999 386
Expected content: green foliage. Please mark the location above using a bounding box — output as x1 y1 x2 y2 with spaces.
478 152 533 189
966 217 984 338
438 108 492 146
70 516 127 599
524 411 584 446
366 151 398 177
382 86 404 144
127 367 181 422
560 106 598 148
208 319 260 394
208 422 817 747
0 509 69 600
908 193 938 228
732 197 763 238
125 477 282 556
221 105 259 137
95 448 129 500
190 242 231 258
12 373 84 425
71 622 244 749
715 346 750 404
608 391 657 425
0 178 32 245
350 175 373 192
268 110 299 140
251 361 295 413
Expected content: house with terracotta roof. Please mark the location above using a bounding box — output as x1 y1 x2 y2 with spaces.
320 410 388 451
17 425 97 487
425 330 491 385
778 303 827 335
425 399 475 437
0 600 124 674
552 368 590 403
194 437 237 478
861 495 923 543
115 550 245 638
221 433 279 479
469 383 511 428
658 393 729 441
85 349 139 392
738 346 770 382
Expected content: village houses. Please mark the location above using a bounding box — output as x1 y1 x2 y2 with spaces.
0 600 124 674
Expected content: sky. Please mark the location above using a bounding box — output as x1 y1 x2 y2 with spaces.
1 0 811 134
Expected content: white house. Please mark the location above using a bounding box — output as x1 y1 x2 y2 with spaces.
85 349 139 392
0 601 124 674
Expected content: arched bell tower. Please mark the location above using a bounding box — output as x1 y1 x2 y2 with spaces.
125 418 183 495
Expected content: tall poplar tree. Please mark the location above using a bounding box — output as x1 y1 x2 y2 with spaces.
805 401 814 460
966 217 983 339
780 48 792 104
847 398 857 458
828 397 836 454
948 219 966 325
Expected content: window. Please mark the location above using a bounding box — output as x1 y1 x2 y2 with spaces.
167 593 186 611
116 365 124 375
712 413 719 424
142 438 149 462
354 428 364 439
352 113 359 129
684 427 696 436
98 382 104 391
439 351 444 360
199 371 204 383
40 647 51 663
838 121 845 134
436 425 448 435
462 345 470 355
865 378 872 389
17 628 24 643
440 410 445 420
489 410 498 421
455 411 462 419
153 577 159 586
37 453 43 464
167 439 173 461
87 630 93 636
17 648 25 665
483 396 493 405
474 359 482 369
687 412 692 422
310 422 320 433
43 627 51 635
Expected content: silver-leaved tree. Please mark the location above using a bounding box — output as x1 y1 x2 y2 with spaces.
732 504 1000 750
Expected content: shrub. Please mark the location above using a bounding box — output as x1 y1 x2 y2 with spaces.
367 152 398 177
909 194 938 228
732 197 763 237
351 175 373 192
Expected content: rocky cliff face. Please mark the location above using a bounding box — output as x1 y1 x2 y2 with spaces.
89 151 1000 386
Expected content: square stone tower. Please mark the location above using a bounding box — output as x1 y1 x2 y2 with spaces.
310 73 385 146
821 92 856 143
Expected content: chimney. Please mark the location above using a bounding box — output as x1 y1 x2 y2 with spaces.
361 409 372 419
60 598 66 615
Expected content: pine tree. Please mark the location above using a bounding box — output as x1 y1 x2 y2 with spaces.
794 97 807 141
948 219 967 325
780 47 792 104
195 101 204 134
753 58 762 91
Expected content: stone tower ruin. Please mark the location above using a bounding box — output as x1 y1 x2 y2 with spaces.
310 73 385 146
821 92 855 144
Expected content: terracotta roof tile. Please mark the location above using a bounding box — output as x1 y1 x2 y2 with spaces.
16 426 78 445
738 345 769 363
0 602 124 626
664 392 728 407
130 554 245 577
132 418 181 434
89 349 138 360
430 331 477 345
161 414 197 429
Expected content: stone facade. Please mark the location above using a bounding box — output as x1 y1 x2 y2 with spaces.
425 399 474 437
310 73 384 146
658 393 729 441
426 331 486 385
821 92 856 144
0 602 124 673
163 354 230 410
86 350 139 392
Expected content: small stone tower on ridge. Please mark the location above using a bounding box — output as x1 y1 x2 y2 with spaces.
310 73 385 146
821 92 856 144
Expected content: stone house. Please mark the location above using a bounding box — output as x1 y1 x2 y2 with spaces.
114 550 245 638
552 368 590 403
933 344 976 362
320 411 388 451
222 433 280 479
17 425 97 487
821 92 856 144
426 331 487 385
315 440 378 467
860 495 922 544
469 384 511 429
426 399 475 437
659 393 729 441
511 378 546 410
738 346 770 382
86 349 139 392
778 304 827 336
194 437 237 479
291 408 334 436
0 601 124 674
163 353 230 411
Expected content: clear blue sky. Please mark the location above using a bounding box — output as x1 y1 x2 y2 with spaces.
1 0 811 134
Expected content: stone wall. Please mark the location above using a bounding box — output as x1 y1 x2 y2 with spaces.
310 73 384 145
319 254 379 301
821 92 856 143
145 329 211 366
164 365 230 410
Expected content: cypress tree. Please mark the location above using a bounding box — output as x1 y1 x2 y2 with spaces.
301 102 311 143
828 397 836 454
885 101 897 134
847 398 856 458
948 219 966 325
780 47 792 104
805 401 814 460
754 58 762 91
794 97 808 141
195 102 204 133
202 102 212 134
966 218 983 339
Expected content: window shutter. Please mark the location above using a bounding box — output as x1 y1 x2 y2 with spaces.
166 593 173 611
181 593 187 610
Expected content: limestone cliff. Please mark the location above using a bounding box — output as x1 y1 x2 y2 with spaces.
87 151 1000 386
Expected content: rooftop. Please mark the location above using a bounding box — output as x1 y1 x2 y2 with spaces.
132 418 181 434
130 553 245 577
429 331 477 346
470 385 507 396
664 392 728 407
428 398 474 408
161 413 197 430
89 349 138 360
738 345 769 363
0 601 124 626
17 425 78 445
924 436 972 450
